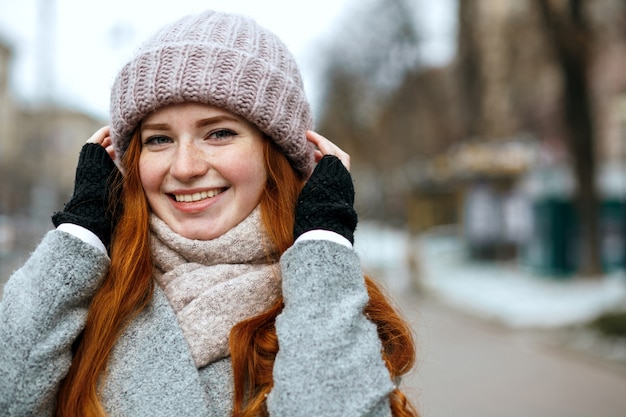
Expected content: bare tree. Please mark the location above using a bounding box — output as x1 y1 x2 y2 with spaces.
536 0 602 276
316 0 424 220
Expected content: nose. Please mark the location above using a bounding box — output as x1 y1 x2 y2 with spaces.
170 141 210 181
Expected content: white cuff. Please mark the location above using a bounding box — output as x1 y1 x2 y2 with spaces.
56 223 107 254
294 229 352 249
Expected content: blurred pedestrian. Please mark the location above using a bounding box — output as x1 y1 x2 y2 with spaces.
0 10 418 417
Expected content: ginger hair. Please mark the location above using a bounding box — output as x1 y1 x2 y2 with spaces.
56 129 154 416
55 133 419 417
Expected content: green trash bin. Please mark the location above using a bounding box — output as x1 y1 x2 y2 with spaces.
527 198 578 276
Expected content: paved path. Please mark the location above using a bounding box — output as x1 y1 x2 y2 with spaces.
397 293 626 417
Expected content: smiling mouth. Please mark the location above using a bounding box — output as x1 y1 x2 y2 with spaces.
171 189 226 203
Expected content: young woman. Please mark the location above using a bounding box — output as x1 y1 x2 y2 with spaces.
0 10 418 417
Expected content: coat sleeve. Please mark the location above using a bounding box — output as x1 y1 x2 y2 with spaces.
268 239 394 417
0 230 110 416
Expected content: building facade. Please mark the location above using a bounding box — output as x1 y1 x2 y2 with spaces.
0 37 106 247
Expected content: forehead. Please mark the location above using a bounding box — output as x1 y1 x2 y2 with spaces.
139 103 265 138
142 103 240 123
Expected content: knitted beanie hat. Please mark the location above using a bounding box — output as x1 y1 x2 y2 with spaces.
109 10 314 177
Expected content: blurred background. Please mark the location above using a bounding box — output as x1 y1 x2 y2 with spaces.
1 0 626 415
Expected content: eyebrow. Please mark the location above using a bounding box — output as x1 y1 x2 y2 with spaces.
141 115 242 132
196 115 241 127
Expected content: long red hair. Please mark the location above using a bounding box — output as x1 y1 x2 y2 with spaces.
55 133 419 416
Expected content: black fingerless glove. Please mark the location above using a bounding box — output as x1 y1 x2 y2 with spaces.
294 155 358 244
52 143 122 251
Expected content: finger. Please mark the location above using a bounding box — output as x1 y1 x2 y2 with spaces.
306 130 350 171
313 149 324 163
86 126 110 145
102 135 113 148
307 130 337 154
105 144 116 161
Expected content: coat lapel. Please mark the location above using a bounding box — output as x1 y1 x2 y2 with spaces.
100 286 209 416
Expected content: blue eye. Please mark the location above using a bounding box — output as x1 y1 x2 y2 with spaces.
209 129 236 140
144 135 171 146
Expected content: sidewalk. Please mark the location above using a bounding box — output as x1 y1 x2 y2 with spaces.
398 293 626 417
354 222 626 417
355 222 626 370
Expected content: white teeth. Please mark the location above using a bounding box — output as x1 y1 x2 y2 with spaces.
174 189 222 202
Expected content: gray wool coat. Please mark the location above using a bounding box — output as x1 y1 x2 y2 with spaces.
0 230 395 416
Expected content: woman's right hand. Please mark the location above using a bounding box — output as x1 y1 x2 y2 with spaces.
86 126 122 170
52 126 123 251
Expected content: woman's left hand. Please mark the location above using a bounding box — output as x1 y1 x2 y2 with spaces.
293 131 357 244
306 130 350 171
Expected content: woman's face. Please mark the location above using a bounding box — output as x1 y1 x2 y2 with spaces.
139 103 267 240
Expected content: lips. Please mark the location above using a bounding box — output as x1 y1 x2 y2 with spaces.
171 188 226 202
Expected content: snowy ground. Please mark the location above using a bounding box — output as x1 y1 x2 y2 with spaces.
355 222 626 329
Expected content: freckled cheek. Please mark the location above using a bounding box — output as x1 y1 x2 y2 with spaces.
138 156 164 195
227 156 267 194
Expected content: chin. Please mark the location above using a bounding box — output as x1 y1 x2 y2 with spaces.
175 222 226 241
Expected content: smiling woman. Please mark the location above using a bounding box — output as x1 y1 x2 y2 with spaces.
0 9 419 417
139 103 268 240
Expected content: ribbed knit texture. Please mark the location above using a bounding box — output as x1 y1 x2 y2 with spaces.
110 10 315 177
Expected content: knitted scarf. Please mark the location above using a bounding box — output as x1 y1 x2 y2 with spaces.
149 207 281 368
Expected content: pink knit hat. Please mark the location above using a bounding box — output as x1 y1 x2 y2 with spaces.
109 10 314 177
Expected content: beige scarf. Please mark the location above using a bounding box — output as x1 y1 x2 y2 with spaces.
150 207 281 368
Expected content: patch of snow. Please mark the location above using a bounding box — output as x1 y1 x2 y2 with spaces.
355 221 626 329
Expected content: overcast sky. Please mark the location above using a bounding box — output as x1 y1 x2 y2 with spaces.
0 0 456 120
